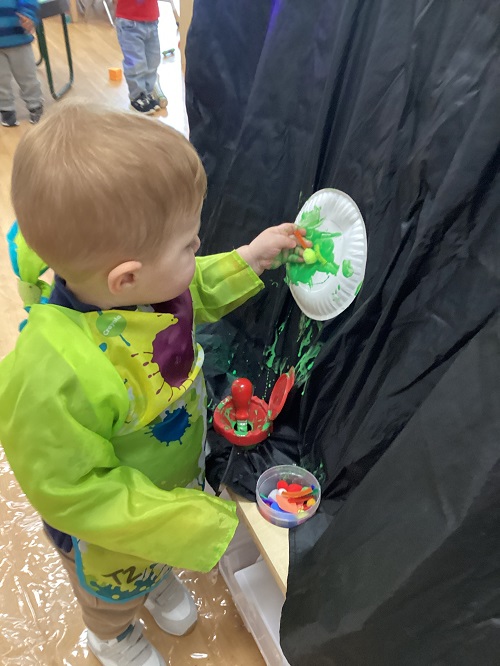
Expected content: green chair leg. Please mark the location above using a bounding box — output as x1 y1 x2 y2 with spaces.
36 14 74 100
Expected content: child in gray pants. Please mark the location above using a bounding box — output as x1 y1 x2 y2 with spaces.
0 0 43 126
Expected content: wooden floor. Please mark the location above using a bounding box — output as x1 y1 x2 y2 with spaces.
0 9 265 666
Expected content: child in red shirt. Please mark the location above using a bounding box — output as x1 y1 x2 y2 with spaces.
114 0 163 114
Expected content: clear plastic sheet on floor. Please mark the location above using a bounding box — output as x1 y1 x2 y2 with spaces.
0 449 264 666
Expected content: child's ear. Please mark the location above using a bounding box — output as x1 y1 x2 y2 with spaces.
107 261 143 295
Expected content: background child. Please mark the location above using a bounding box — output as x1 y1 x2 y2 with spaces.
0 102 306 666
0 0 43 126
114 0 163 114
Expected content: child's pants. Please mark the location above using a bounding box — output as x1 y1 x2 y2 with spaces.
0 44 43 112
57 547 147 640
115 18 161 101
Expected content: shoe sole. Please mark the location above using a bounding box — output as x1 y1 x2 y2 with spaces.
1 121 19 127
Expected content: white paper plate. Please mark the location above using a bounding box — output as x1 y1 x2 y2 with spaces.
287 189 367 321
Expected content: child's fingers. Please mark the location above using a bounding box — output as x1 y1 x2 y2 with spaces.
274 234 297 251
275 222 298 236
287 253 304 264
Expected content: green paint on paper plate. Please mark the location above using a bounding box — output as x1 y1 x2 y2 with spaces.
342 259 354 278
288 206 341 286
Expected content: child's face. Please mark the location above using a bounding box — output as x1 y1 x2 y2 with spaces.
133 211 201 305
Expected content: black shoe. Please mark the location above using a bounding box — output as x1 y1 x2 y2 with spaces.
29 105 44 124
130 93 155 115
147 94 161 111
1 110 19 127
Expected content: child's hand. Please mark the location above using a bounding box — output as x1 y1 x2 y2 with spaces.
237 223 311 276
17 13 35 34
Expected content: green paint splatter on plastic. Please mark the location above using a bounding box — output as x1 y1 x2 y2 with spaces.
295 315 323 389
295 342 323 388
264 319 288 373
297 313 314 359
355 281 363 296
262 314 323 396
300 457 326 486
207 397 216 426
342 259 354 278
288 206 341 286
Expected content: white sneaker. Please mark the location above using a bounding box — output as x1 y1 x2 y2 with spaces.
87 623 166 666
145 571 198 636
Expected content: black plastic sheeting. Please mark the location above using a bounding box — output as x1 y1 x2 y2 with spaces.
186 1 500 663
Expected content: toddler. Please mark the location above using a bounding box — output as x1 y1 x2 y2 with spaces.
114 0 164 114
0 0 43 126
0 102 305 666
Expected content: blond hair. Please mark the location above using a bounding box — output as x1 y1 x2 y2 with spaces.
11 101 206 279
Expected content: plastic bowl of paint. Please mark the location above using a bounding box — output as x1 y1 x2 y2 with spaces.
256 465 321 528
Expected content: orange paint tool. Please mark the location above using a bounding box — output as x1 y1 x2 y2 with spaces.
293 229 308 249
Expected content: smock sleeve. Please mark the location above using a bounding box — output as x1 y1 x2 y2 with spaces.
190 251 264 325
